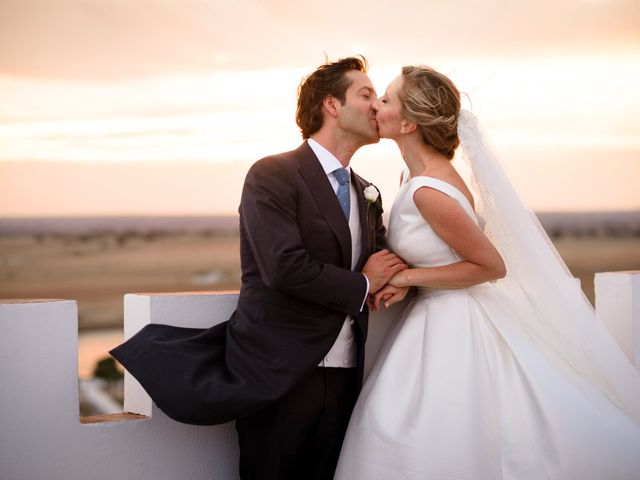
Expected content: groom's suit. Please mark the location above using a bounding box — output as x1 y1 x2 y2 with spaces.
110 140 386 478
233 141 386 479
234 140 384 388
110 141 385 423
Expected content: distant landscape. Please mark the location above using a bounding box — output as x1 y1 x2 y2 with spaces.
1 216 242 331
2 212 639 329
2 212 638 378
0 211 640 330
2 211 639 237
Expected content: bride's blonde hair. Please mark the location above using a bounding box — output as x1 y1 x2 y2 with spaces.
399 66 461 159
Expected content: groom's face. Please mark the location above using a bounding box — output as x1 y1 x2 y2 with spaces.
335 70 380 145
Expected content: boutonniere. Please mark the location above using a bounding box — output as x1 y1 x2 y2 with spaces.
364 185 380 207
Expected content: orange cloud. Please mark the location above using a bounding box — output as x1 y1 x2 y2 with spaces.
0 0 638 80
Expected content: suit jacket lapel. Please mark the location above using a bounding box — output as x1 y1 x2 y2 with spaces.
297 142 352 269
351 171 371 271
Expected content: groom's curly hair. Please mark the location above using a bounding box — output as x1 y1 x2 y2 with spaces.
296 55 368 139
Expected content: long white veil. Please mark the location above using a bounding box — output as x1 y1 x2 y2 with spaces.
456 109 640 423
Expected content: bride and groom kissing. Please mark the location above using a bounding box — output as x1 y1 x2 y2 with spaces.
111 56 640 479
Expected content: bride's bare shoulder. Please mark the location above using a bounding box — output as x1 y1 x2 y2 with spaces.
417 166 475 210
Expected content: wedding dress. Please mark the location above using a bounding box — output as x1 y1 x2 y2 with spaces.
334 112 640 479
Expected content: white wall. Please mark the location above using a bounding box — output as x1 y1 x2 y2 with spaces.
0 296 237 480
0 292 406 480
1 271 638 480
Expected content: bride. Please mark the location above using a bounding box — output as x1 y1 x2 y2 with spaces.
334 66 640 479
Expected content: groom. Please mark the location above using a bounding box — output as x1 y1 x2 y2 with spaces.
234 56 406 479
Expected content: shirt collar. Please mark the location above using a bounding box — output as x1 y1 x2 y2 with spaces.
307 138 351 176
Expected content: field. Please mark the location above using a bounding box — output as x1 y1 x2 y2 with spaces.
1 231 639 378
3 231 639 326
1 232 242 331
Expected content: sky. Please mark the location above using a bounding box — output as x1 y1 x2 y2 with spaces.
0 0 639 216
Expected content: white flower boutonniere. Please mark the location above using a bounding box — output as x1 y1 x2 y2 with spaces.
364 185 380 206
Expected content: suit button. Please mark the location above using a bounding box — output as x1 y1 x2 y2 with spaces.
325 356 331 362
342 360 349 366
350 319 355 325
346 339 352 345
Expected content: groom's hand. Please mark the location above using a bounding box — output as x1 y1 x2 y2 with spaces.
362 249 407 294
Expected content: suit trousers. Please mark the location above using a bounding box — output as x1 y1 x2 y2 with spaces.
235 367 358 480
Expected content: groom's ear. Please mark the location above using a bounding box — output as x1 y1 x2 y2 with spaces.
322 95 340 118
400 119 417 135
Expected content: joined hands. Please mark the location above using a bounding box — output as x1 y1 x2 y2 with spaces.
368 284 411 311
361 249 410 311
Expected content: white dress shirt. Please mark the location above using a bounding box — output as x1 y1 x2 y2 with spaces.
307 138 369 368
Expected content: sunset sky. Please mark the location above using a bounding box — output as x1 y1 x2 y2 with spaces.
0 0 639 216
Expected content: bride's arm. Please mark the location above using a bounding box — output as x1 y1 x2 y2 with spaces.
389 187 506 289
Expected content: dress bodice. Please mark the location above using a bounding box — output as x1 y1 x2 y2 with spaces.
387 173 478 269
337 171 640 480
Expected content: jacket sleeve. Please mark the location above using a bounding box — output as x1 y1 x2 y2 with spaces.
240 158 368 315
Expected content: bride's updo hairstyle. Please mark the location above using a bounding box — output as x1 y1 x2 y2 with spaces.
399 66 461 159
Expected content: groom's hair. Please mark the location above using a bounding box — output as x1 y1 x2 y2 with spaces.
296 55 368 139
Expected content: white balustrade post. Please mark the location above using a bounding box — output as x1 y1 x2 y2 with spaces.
594 271 640 370
122 292 239 417
1 295 241 480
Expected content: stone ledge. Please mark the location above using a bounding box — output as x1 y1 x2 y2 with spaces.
80 412 148 424
129 290 239 296
0 298 70 304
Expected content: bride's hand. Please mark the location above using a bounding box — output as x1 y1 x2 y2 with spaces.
366 294 376 311
372 285 410 310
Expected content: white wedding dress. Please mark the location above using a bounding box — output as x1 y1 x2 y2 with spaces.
334 174 640 479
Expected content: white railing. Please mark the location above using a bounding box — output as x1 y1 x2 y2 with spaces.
1 272 638 480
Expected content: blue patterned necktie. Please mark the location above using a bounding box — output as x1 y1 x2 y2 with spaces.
333 167 350 221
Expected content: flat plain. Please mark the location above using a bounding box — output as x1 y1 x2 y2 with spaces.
2 231 639 377
2 232 639 330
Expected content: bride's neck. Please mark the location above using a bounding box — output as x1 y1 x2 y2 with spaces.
396 135 448 177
